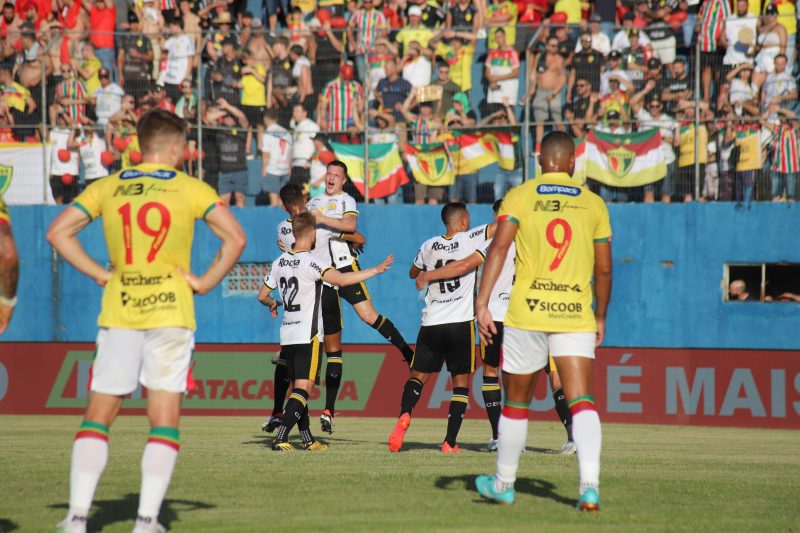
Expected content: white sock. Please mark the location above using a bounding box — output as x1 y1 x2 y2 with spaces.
69 436 109 517
495 414 528 489
573 409 602 494
137 442 179 519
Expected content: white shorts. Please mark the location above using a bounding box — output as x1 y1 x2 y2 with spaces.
501 326 596 375
90 327 195 395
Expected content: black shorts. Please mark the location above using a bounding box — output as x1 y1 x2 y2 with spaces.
412 320 476 376
337 262 371 306
241 105 264 129
282 337 322 384
321 283 343 336
480 321 504 368
49 175 79 203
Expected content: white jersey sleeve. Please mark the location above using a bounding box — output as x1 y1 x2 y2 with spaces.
477 239 516 322
276 218 295 252
264 261 278 290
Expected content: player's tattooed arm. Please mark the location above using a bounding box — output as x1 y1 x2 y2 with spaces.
415 253 483 290
340 230 366 246
257 283 280 318
0 223 19 334
409 264 422 279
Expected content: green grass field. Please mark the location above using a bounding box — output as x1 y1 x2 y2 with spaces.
1 415 798 532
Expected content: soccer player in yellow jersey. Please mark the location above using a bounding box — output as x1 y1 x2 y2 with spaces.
0 196 19 334
474 131 613 511
47 109 247 533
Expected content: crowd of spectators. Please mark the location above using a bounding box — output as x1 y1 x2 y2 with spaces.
0 0 797 204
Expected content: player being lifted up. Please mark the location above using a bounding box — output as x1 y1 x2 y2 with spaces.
47 109 247 532
474 131 612 510
258 212 394 451
388 202 495 454
415 200 577 454
307 160 414 434
261 183 366 434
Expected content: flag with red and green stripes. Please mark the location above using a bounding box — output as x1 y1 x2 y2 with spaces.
404 142 455 186
575 128 666 187
330 141 409 199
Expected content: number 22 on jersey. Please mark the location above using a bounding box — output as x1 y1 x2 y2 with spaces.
118 201 171 264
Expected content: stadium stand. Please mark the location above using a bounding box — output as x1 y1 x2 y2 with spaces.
0 0 797 205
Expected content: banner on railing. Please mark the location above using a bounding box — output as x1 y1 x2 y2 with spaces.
331 141 409 199
575 129 667 187
404 143 455 186
0 143 54 205
442 132 499 175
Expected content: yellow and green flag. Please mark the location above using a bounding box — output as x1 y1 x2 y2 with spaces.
404 143 455 186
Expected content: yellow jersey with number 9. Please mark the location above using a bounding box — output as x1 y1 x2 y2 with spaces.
72 163 222 330
498 172 611 333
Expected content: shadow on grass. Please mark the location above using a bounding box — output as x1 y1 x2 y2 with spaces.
435 474 577 507
50 494 215 530
242 434 368 448
0 519 18 532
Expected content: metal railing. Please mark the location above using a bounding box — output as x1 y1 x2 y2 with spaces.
0 19 797 204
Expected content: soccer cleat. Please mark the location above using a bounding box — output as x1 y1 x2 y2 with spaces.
271 440 295 451
55 515 87 533
561 440 577 455
486 438 499 452
302 440 329 451
441 442 462 454
576 487 600 512
475 475 515 505
132 516 166 533
388 413 411 452
320 409 335 434
261 414 282 433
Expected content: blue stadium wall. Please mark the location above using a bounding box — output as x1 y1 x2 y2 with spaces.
5 203 800 349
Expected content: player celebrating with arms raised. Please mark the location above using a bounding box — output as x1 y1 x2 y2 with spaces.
474 131 612 510
259 212 394 450
48 109 247 533
307 160 414 434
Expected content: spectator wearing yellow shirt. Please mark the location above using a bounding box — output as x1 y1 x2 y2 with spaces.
431 28 476 93
486 0 518 49
240 49 268 159
396 6 435 54
554 0 582 24
75 42 103 97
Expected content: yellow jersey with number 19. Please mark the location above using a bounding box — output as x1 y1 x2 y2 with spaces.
498 172 611 333
72 163 223 330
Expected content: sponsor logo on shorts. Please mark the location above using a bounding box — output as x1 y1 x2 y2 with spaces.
536 184 581 196
120 272 168 287
432 241 459 252
530 278 581 292
120 291 177 309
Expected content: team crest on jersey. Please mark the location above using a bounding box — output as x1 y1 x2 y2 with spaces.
607 145 635 178
328 201 337 211
0 163 12 195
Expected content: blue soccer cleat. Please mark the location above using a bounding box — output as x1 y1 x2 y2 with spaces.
576 487 600 511
475 475 515 505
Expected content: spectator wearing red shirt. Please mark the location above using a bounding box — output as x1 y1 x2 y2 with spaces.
89 0 116 80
